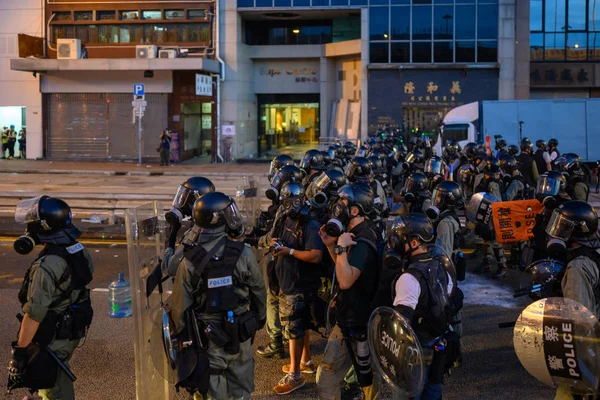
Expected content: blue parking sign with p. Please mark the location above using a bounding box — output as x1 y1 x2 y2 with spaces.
134 84 145 96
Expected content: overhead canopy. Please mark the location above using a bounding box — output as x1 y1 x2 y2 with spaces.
11 57 220 74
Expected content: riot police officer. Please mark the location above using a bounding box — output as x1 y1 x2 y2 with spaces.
515 138 539 195
317 182 381 400
306 168 348 212
424 156 447 192
548 138 560 161
346 156 388 220
499 155 525 201
269 154 295 182
475 157 503 200
534 139 551 175
443 141 461 173
165 177 216 276
427 181 464 257
169 192 266 400
391 214 456 400
300 149 327 187
9 196 94 400
399 172 431 215
555 153 589 201
495 137 508 159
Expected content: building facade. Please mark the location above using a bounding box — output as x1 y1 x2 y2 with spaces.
6 0 528 161
529 0 600 98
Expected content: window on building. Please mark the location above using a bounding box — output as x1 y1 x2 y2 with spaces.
371 0 390 5
238 0 255 6
121 11 139 20
256 0 273 6
567 32 586 60
434 6 453 40
530 0 542 31
275 0 292 5
142 11 162 20
390 6 410 40
455 5 475 39
165 10 185 20
294 0 311 5
370 7 389 40
591 1 600 31
97 11 116 21
545 33 565 60
530 33 544 60
412 6 432 40
53 12 71 21
455 41 475 62
545 0 566 32
331 0 349 4
370 42 389 63
477 5 498 40
568 0 585 30
391 0 409 4
351 0 369 4
391 41 410 62
74 11 93 21
590 33 600 60
477 40 497 62
188 10 207 20
434 41 453 62
413 41 432 62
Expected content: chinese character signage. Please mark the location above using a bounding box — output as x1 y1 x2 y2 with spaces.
530 63 594 87
491 199 544 244
368 69 498 133
254 60 320 94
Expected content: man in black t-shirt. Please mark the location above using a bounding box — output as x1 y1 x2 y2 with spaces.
317 182 381 400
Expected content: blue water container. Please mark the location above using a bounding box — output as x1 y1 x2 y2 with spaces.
108 272 132 318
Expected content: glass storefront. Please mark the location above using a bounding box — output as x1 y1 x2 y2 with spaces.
181 103 212 157
258 99 320 159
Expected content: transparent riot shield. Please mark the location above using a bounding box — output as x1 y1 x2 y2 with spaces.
514 297 600 396
369 307 425 397
236 175 262 231
126 202 178 400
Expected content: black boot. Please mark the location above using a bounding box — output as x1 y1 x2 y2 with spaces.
256 339 285 359
473 257 492 274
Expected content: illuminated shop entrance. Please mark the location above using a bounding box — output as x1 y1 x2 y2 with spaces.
257 94 320 159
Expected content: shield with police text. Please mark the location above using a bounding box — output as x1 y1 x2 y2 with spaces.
126 202 178 399
236 175 262 230
368 306 425 396
513 297 600 396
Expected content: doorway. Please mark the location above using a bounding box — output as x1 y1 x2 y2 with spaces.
0 106 26 158
257 94 320 159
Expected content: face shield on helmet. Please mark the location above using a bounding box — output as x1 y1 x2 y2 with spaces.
328 149 336 160
536 174 562 196
15 196 46 225
299 154 312 170
172 185 199 209
344 162 357 178
268 161 279 181
425 158 444 176
545 209 578 242
222 200 245 238
314 172 332 192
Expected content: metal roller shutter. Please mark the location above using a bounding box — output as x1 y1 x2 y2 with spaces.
47 93 168 161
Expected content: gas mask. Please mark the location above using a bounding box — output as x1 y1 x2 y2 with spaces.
265 186 279 202
383 248 406 272
312 192 329 208
283 196 309 221
425 205 440 221
546 238 568 263
14 229 40 255
323 201 351 238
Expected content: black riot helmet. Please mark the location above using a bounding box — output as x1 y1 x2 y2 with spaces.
555 153 581 174
521 137 533 153
313 169 348 206
498 154 518 175
495 138 507 151
462 142 478 159
281 182 309 220
172 177 216 211
267 164 304 201
548 138 559 149
507 144 519 157
536 139 547 150
546 200 598 243
15 195 73 233
321 151 332 166
424 156 446 177
536 170 567 197
268 154 294 181
355 145 370 158
299 149 325 172
457 164 476 189
431 181 464 211
392 213 435 245
345 156 373 183
482 156 501 175
403 172 430 198
404 149 424 166
336 182 374 216
445 140 459 156
192 192 244 238
327 146 338 161
473 150 488 171
368 156 384 175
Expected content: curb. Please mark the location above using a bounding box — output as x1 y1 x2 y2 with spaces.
0 168 268 178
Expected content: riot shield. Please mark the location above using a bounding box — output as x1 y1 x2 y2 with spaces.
236 175 262 230
368 306 425 397
515 259 566 301
126 202 178 400
514 297 600 396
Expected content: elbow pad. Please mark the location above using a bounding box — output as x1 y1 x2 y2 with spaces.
394 305 415 322
166 208 184 225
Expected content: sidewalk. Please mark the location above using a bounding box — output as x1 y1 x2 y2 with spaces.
0 158 268 176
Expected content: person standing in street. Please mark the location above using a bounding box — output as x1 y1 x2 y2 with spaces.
17 128 26 159
8 196 94 400
7 125 17 160
159 129 171 166
1 126 8 159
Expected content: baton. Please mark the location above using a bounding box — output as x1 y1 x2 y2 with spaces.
498 321 516 329
512 284 542 298
46 347 77 383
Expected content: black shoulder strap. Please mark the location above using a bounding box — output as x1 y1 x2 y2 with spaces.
354 237 378 255
185 237 227 276
223 239 245 268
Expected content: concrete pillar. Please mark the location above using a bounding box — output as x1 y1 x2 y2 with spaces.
360 7 369 142
514 0 530 99
497 0 516 100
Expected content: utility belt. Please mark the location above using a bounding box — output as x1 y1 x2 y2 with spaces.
201 309 259 354
30 289 93 346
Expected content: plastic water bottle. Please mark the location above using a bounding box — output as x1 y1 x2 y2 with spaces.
108 272 132 318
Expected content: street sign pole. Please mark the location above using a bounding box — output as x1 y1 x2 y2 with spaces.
133 84 146 166
138 110 143 166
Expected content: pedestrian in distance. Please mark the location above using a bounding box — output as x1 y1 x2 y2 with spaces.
1 126 8 159
7 124 17 160
159 129 171 166
17 128 26 159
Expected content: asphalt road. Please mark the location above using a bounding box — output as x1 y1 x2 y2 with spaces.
0 244 555 400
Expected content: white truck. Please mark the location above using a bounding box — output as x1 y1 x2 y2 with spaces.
433 99 600 165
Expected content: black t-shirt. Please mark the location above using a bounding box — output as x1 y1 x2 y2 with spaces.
275 217 324 295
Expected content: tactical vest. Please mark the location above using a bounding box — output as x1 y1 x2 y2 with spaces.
434 211 462 251
475 176 504 196
407 257 450 344
185 239 246 314
534 149 548 175
569 246 600 304
516 154 537 188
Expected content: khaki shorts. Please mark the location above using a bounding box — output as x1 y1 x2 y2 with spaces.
279 292 309 340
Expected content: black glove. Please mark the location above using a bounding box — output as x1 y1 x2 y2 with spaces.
7 342 27 388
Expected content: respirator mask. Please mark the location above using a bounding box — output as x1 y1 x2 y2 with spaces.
323 201 351 238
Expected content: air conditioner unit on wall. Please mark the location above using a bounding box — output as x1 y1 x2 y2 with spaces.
57 39 81 60
159 49 178 59
136 45 158 59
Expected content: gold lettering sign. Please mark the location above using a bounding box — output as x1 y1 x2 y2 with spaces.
286 67 318 75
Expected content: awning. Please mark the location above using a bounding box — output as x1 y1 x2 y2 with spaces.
11 57 221 74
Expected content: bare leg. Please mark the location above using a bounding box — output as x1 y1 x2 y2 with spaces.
289 337 304 376
301 331 312 364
